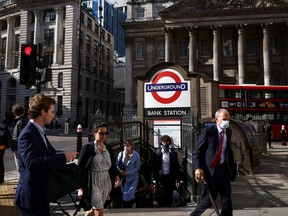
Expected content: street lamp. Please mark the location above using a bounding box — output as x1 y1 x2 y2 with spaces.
97 5 103 113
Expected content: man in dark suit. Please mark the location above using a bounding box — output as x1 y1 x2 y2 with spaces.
190 108 236 216
151 135 180 207
14 93 76 216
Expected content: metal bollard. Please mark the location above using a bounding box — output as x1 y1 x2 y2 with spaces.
76 124 82 159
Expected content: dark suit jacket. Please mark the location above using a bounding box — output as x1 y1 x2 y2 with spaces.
14 121 66 208
152 148 180 182
192 124 236 182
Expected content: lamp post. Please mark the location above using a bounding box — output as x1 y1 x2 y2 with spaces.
97 5 103 112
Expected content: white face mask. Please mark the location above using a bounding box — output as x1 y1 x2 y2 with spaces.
125 146 131 152
220 120 229 129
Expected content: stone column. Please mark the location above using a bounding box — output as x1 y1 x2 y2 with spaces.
262 24 271 85
33 11 40 45
237 26 245 84
188 27 197 72
5 18 12 69
213 27 220 81
53 7 61 64
123 39 134 115
164 28 172 62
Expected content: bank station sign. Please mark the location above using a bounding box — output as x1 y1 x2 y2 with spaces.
144 68 191 118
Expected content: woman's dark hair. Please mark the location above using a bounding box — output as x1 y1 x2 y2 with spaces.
12 104 25 117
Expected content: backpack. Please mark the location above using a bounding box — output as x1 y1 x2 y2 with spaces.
0 122 12 149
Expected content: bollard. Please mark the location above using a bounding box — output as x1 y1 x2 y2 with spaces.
76 124 82 159
64 122 69 134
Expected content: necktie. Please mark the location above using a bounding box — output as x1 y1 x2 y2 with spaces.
210 130 224 168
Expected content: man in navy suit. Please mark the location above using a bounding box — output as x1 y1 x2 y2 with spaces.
14 93 77 216
190 109 236 216
151 135 180 207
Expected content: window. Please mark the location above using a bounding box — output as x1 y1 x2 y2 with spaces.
0 58 5 71
44 29 54 47
106 48 110 61
14 55 19 69
246 37 256 55
200 39 211 57
43 9 56 22
86 56 90 71
58 73 63 88
270 36 280 55
80 12 84 24
223 39 232 56
157 41 165 59
87 18 92 29
137 8 145 18
179 40 188 58
135 42 145 60
93 60 97 73
86 78 90 91
94 80 97 93
15 34 20 51
15 16 20 27
1 38 6 53
93 40 97 55
95 24 99 35
1 20 7 31
86 35 91 52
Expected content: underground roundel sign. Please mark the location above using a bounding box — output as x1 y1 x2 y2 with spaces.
144 68 190 108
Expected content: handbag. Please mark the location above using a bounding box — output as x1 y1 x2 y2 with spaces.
43 163 83 202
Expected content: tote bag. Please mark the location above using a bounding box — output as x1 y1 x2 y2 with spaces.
43 163 83 202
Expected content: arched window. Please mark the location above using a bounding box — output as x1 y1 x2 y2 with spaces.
7 78 17 88
58 72 63 88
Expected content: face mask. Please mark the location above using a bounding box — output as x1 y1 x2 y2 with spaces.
220 120 229 129
161 144 170 152
125 146 131 152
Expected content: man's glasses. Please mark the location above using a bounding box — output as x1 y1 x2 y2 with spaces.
98 131 108 135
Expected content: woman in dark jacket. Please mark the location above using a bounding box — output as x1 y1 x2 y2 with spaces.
77 122 120 216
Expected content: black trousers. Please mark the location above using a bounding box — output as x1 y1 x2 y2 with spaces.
0 149 5 183
17 204 50 216
191 163 233 216
157 174 174 207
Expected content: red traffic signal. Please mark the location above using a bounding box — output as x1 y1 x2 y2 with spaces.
20 44 37 86
23 45 33 56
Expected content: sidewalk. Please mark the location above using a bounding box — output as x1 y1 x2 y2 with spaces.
1 142 288 216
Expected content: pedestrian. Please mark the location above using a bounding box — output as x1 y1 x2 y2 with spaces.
266 121 273 148
0 119 11 184
245 116 257 134
135 172 148 208
151 135 180 207
11 104 28 172
14 93 77 216
116 138 141 208
281 125 287 146
189 108 237 216
77 122 120 216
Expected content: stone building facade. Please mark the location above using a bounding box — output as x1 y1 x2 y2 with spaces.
122 0 288 114
0 0 124 126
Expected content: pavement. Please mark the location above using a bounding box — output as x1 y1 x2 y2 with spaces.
1 141 288 216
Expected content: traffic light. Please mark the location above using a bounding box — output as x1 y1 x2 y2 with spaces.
20 44 37 86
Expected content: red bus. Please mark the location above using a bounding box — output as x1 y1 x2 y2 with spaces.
219 84 288 140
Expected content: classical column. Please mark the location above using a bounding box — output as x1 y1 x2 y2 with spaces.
188 27 197 72
213 27 220 81
262 24 271 85
123 39 133 115
5 18 12 69
33 11 40 45
164 28 172 62
237 26 245 84
53 7 61 64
